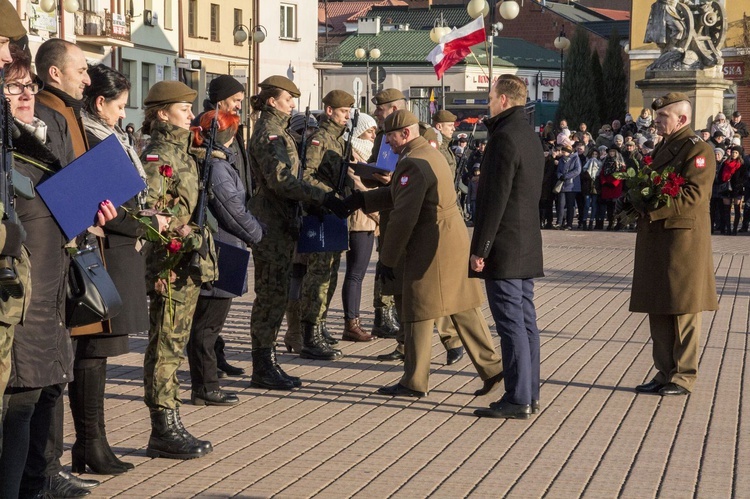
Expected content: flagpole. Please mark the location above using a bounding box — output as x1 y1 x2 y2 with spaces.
441 75 446 110
469 49 488 79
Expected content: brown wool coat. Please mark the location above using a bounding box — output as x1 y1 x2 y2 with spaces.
630 125 719 315
363 136 483 322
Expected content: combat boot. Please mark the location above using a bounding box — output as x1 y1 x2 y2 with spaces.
384 305 401 333
250 348 295 390
320 320 339 345
146 408 207 460
343 318 373 342
300 322 343 360
283 300 303 353
372 307 398 339
172 409 212 452
270 348 302 387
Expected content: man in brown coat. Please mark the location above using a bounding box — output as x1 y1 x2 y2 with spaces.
346 110 503 397
630 92 718 396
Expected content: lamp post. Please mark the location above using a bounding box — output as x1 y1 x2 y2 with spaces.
233 24 267 138
430 13 452 111
553 27 570 102
39 0 80 35
467 0 520 91
354 44 381 108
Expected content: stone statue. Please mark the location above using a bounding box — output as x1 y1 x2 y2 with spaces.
644 0 727 71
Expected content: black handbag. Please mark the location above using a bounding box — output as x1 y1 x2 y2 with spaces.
66 242 123 328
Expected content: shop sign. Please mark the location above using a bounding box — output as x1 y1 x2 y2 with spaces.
723 61 745 80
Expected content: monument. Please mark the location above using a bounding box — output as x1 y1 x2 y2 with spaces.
636 0 730 129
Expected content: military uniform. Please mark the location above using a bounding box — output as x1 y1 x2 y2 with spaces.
141 121 218 410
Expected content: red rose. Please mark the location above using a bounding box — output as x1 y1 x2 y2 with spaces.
643 156 653 165
662 183 679 197
159 164 174 178
166 238 182 254
653 175 662 185
673 175 686 187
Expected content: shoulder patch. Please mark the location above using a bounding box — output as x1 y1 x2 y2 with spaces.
146 154 159 162
399 175 409 186
690 135 700 143
429 141 438 149
311 139 320 146
269 135 279 141
695 156 706 168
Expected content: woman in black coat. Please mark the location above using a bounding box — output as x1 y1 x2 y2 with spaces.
74 64 166 474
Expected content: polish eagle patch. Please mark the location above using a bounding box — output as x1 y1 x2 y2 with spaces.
695 156 706 168
400 175 409 186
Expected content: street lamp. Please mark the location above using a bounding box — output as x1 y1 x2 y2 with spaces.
354 44 381 108
467 0 519 91
430 13 452 111
553 27 570 100
39 0 79 14
233 24 267 138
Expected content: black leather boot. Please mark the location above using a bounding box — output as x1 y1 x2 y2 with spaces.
300 322 343 360
250 348 295 390
372 307 398 338
384 305 401 333
320 321 339 345
146 408 207 459
69 361 128 475
270 348 302 387
171 409 213 452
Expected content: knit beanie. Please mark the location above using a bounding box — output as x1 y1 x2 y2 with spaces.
351 112 376 139
208 75 245 104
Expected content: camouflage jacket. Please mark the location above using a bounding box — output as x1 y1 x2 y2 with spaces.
304 119 347 193
437 134 457 177
140 122 217 283
248 106 327 234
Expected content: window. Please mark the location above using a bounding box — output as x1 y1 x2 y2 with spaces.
121 59 137 108
542 90 554 102
142 63 154 109
188 0 197 37
210 4 220 42
164 0 173 30
280 3 297 40
234 9 242 46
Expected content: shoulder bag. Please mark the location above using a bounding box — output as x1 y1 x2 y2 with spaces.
66 240 123 329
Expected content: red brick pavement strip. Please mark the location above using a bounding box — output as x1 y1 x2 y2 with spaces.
56 230 750 498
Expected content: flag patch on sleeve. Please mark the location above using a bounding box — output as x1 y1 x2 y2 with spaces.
146 154 159 162
311 140 320 146
269 135 279 141
695 156 706 168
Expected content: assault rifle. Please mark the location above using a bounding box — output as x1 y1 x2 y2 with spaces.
453 120 479 218
294 95 312 221
337 109 359 195
0 86 24 298
189 111 219 275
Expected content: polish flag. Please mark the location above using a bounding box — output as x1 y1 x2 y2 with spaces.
426 16 486 79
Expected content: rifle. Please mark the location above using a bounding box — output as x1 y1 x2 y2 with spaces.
337 109 359 195
189 111 219 275
0 85 24 298
454 119 479 194
294 95 312 221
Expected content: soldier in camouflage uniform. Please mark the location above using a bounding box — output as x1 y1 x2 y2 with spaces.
297 90 364 355
140 81 217 460
247 76 348 390
0 1 29 458
432 110 458 177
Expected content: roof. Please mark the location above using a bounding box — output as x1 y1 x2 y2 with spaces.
327 31 562 70
319 1 407 34
588 7 630 21
543 2 608 23
364 5 472 30
582 20 630 40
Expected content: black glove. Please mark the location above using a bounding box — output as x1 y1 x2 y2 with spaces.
379 264 395 284
0 220 24 259
342 190 366 214
322 192 349 219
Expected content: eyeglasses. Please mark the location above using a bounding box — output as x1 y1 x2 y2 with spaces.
3 82 41 95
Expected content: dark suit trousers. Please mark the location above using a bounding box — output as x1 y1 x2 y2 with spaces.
485 279 540 406
189 296 233 392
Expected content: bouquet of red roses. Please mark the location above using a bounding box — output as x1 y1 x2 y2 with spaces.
614 166 686 225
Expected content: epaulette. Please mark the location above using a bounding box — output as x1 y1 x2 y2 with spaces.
689 135 700 144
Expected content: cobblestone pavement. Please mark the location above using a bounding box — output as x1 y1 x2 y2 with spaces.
65 230 750 498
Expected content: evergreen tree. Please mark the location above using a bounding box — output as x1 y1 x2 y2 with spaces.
556 26 598 133
601 28 628 124
589 49 604 134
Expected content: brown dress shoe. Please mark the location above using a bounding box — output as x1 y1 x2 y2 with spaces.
342 318 374 342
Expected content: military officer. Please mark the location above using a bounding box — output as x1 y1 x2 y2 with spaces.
140 81 217 459
432 109 458 176
629 92 718 396
345 110 504 397
247 76 348 390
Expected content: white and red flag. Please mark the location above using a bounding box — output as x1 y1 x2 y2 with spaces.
426 16 485 79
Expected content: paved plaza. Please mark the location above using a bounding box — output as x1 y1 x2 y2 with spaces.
67 230 749 498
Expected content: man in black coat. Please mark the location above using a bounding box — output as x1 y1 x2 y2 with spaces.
469 75 545 420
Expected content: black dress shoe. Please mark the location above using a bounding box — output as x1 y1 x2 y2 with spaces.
446 346 464 365
217 360 245 377
531 399 540 414
217 370 227 379
377 349 405 361
475 400 531 419
635 379 664 393
659 382 690 396
377 383 427 398
191 388 240 406
473 371 504 396
58 470 99 489
38 472 95 498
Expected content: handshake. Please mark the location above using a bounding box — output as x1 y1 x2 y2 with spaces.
321 191 366 219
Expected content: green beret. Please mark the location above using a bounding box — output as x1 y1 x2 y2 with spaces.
384 110 419 133
651 92 690 111
258 75 300 98
322 90 355 109
432 110 457 123
372 88 406 106
0 0 26 41
144 81 197 108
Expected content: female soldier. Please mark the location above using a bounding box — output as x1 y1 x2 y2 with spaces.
140 81 217 460
247 76 346 390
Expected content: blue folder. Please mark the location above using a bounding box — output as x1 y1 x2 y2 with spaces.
375 140 398 172
36 134 147 240
297 215 349 253
213 240 250 297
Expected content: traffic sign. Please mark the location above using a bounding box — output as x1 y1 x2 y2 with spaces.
352 77 363 101
369 66 386 84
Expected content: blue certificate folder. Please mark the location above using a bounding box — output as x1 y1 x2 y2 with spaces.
36 134 147 240
375 140 398 172
297 215 349 253
213 240 250 297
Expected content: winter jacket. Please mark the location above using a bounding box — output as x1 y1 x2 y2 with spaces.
556 153 582 193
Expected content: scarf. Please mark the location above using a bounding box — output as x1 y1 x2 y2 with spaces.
352 137 374 161
43 85 84 116
636 116 652 131
721 158 742 182
602 155 623 177
16 116 48 144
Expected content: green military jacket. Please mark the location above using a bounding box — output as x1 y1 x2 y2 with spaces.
248 106 326 235
304 119 348 194
437 133 457 177
140 122 217 284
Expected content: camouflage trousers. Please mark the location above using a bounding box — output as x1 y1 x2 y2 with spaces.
250 231 295 349
0 249 31 415
300 251 341 325
372 273 395 308
143 272 201 410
